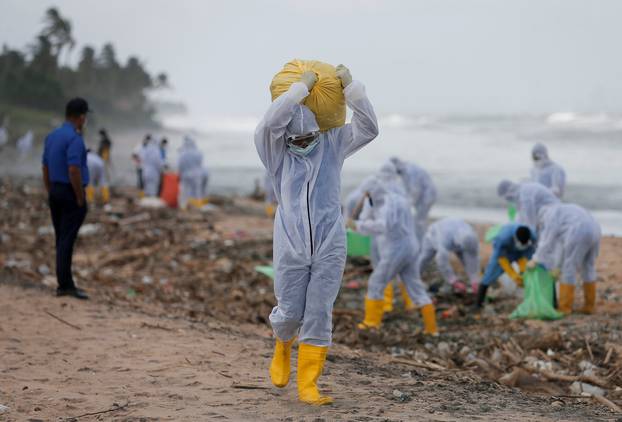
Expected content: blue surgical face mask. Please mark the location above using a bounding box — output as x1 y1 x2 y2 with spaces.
287 137 320 156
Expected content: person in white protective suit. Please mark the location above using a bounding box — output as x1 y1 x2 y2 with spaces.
389 157 437 240
350 178 438 335
497 180 560 230
530 143 566 199
531 203 601 314
345 171 414 312
177 136 205 208
418 217 481 295
255 65 378 405
140 139 164 197
17 130 34 158
86 151 110 204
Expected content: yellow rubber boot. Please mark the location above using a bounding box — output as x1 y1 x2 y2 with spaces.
558 283 575 314
421 303 438 336
139 190 145 199
399 283 416 312
579 283 596 314
86 186 95 203
101 186 110 204
383 283 394 312
297 343 333 405
357 297 384 329
269 337 296 388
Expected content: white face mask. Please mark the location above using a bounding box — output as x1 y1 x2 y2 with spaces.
514 237 531 251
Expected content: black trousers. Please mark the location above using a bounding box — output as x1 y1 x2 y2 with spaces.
48 183 88 290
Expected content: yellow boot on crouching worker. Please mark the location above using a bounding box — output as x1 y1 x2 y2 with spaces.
579 282 596 314
558 283 575 314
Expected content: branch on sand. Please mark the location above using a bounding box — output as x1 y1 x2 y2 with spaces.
67 401 129 420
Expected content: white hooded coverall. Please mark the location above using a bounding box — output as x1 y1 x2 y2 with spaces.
255 80 379 347
141 141 164 197
530 143 566 199
418 217 480 287
534 203 601 285
177 137 204 207
355 180 432 306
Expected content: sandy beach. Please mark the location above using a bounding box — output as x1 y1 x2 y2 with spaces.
1 179 621 420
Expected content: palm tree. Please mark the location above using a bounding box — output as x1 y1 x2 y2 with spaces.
40 7 75 64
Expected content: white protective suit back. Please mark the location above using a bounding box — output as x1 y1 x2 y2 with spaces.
177 137 203 179
534 203 601 284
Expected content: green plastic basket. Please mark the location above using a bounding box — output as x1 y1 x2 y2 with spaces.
347 229 371 257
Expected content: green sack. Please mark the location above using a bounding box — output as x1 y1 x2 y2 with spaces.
510 266 563 320
255 265 275 280
347 229 371 257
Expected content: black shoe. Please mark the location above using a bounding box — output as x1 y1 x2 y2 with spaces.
56 287 89 300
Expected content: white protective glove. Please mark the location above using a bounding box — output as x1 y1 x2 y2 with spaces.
335 64 352 88
300 71 317 91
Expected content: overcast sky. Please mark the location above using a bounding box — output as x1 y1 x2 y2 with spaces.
2 0 622 116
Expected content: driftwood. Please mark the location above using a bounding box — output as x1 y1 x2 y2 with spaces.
592 395 622 413
391 357 446 371
523 366 609 389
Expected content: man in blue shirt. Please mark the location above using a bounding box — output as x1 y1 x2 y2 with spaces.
475 223 537 308
42 98 91 299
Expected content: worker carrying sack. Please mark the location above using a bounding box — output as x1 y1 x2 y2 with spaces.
510 266 563 320
270 59 346 132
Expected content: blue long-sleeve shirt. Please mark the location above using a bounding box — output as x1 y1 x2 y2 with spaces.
481 223 537 286
42 122 89 185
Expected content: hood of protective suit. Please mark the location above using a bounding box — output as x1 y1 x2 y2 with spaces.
378 162 398 181
497 179 519 202
389 156 405 173
532 143 551 168
366 178 389 206
285 104 320 138
182 136 197 149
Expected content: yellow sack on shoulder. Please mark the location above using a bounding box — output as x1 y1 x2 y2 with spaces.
270 59 345 132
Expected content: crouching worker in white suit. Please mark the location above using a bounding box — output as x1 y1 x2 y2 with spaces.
255 65 378 405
